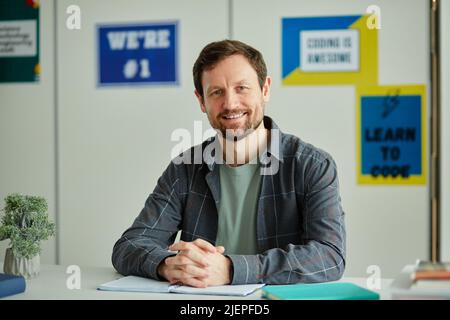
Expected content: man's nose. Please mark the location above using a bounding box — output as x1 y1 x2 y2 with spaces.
223 91 240 109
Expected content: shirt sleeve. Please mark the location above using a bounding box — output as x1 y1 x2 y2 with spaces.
111 162 184 279
227 154 346 285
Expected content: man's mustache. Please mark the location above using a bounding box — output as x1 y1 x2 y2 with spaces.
218 110 250 118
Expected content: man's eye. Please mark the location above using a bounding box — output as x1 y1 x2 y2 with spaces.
237 86 248 91
212 90 222 96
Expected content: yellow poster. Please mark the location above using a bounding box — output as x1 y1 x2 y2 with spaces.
282 15 377 86
356 85 426 185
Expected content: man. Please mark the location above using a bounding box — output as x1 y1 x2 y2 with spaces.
112 40 346 287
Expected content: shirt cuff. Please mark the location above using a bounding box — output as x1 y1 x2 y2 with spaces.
145 250 176 280
226 254 262 285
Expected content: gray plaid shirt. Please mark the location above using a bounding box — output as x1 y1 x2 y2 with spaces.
112 116 346 285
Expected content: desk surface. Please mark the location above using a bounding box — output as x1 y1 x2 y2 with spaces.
1 263 393 300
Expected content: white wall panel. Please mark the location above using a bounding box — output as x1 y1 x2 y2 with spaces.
0 1 56 264
56 0 228 267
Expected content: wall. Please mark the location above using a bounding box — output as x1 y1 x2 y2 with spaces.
0 1 56 264
1 0 439 278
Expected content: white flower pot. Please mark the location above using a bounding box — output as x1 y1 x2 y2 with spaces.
3 248 40 279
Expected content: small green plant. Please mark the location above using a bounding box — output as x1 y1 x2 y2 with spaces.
0 193 55 259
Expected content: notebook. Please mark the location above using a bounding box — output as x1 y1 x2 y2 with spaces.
0 273 26 298
98 276 265 296
262 282 379 300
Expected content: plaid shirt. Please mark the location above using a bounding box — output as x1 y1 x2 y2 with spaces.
112 116 346 285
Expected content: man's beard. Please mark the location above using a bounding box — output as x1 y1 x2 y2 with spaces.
218 115 264 141
209 104 265 141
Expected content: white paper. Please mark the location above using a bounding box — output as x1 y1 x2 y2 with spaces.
300 29 359 72
0 20 37 57
171 283 265 296
98 276 172 293
98 275 265 296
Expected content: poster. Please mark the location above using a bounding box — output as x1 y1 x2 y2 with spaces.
0 0 40 83
97 21 178 86
282 15 377 86
357 85 426 185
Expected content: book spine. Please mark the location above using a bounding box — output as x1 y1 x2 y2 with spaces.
414 271 450 280
0 277 26 298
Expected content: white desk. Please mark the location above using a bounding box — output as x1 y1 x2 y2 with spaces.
1 263 393 300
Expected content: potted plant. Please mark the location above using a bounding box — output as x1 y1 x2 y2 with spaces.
0 193 55 278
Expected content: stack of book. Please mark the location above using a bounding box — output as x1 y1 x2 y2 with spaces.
410 261 450 290
390 261 450 299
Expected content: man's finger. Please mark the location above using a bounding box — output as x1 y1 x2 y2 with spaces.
165 253 209 270
216 246 225 254
170 239 216 254
165 255 193 266
181 277 207 288
170 240 195 252
192 238 217 253
181 249 210 267
182 264 209 278
169 243 210 267
169 240 187 251
166 266 208 282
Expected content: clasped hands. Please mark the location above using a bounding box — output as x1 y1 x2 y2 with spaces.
157 239 232 288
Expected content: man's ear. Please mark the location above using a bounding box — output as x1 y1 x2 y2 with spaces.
195 90 207 113
262 76 272 103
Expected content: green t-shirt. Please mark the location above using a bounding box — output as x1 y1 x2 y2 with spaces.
215 163 262 255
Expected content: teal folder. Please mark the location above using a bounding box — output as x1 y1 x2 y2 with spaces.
262 282 380 300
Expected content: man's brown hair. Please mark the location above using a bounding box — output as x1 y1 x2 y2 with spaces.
193 40 267 98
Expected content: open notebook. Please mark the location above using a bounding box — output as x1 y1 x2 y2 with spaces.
98 276 265 296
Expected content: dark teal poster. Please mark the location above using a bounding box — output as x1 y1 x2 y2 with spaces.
0 0 40 83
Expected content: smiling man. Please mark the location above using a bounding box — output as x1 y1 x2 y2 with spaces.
112 40 346 287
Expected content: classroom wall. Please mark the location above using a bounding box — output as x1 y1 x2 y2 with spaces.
0 1 56 264
1 0 443 277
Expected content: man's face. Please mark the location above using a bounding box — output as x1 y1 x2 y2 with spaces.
195 54 271 140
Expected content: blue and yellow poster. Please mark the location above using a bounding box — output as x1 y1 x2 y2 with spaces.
282 15 377 86
0 0 40 83
97 21 178 86
357 85 426 185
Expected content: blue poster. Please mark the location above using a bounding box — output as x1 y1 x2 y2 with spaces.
281 15 378 86
357 85 426 185
97 21 178 86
